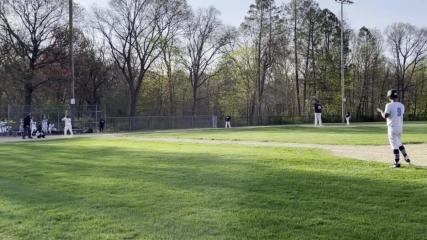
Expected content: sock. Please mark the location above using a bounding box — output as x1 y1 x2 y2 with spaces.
399 145 408 157
393 149 400 163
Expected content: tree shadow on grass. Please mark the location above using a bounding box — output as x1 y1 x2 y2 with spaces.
0 142 426 240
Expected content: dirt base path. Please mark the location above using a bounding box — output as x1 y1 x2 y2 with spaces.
137 138 427 167
1 135 426 167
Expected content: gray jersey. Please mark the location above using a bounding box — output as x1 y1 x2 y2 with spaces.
384 102 404 129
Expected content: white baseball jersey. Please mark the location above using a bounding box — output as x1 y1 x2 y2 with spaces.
42 119 48 129
62 117 72 126
384 102 404 129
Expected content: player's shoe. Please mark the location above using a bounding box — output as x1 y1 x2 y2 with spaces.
404 156 411 164
392 163 401 168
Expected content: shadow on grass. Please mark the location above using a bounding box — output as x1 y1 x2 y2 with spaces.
0 141 426 239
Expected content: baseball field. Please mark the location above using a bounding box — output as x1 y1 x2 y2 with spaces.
0 123 426 239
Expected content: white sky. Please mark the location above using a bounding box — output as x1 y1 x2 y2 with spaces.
75 0 427 31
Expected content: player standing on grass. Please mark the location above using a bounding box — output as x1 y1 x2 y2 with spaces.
42 116 48 134
99 118 105 133
22 113 32 139
345 112 351 125
225 115 231 128
377 89 411 168
314 99 323 127
62 115 73 136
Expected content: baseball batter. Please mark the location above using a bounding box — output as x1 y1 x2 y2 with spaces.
377 90 410 168
62 115 73 136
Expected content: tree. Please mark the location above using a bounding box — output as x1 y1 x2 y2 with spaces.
0 0 67 111
350 27 384 119
386 23 427 103
182 7 234 115
94 0 188 116
74 34 112 106
242 0 282 123
159 2 190 115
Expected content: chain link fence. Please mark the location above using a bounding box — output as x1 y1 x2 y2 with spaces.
1 104 426 136
0 105 104 136
105 116 218 132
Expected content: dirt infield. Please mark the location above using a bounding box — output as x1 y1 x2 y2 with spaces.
137 137 427 167
1 135 425 167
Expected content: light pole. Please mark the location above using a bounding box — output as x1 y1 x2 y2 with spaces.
335 0 353 123
69 0 75 106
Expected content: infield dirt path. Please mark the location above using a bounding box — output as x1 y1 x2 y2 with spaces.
137 137 427 167
1 135 426 167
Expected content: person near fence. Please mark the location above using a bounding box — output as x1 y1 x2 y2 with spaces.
62 115 73 136
48 122 56 134
31 119 37 136
0 119 5 135
225 116 232 128
19 119 24 136
36 122 46 139
23 113 32 139
345 112 351 125
314 100 323 127
99 118 105 133
42 116 48 134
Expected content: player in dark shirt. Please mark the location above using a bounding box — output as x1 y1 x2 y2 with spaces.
99 119 106 133
225 116 231 128
314 100 323 127
36 122 46 138
23 114 32 139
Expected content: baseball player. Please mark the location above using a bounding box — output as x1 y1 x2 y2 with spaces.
314 100 323 127
225 116 231 128
31 119 37 136
42 116 48 134
345 112 351 125
62 115 73 136
377 89 411 168
99 118 105 133
23 114 32 139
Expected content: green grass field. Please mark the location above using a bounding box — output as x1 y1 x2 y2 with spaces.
0 124 426 239
140 122 427 145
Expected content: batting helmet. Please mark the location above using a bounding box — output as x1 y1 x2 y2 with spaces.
387 89 398 99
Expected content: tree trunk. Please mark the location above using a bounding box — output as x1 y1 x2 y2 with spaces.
294 2 301 116
191 85 197 116
168 78 175 116
249 91 257 125
24 80 33 113
129 89 138 117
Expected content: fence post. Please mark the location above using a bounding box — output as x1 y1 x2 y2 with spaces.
212 115 217 128
57 112 60 132
104 105 107 131
95 105 98 133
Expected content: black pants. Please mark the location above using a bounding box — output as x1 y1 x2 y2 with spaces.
23 126 32 139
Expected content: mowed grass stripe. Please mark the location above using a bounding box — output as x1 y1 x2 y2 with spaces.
0 138 426 239
138 122 427 145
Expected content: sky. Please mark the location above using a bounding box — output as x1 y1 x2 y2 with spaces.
75 0 427 31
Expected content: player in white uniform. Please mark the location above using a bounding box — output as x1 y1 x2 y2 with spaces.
42 117 48 134
62 115 73 136
377 89 410 168
31 119 37 136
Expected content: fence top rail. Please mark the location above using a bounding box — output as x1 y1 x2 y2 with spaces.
107 115 216 119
